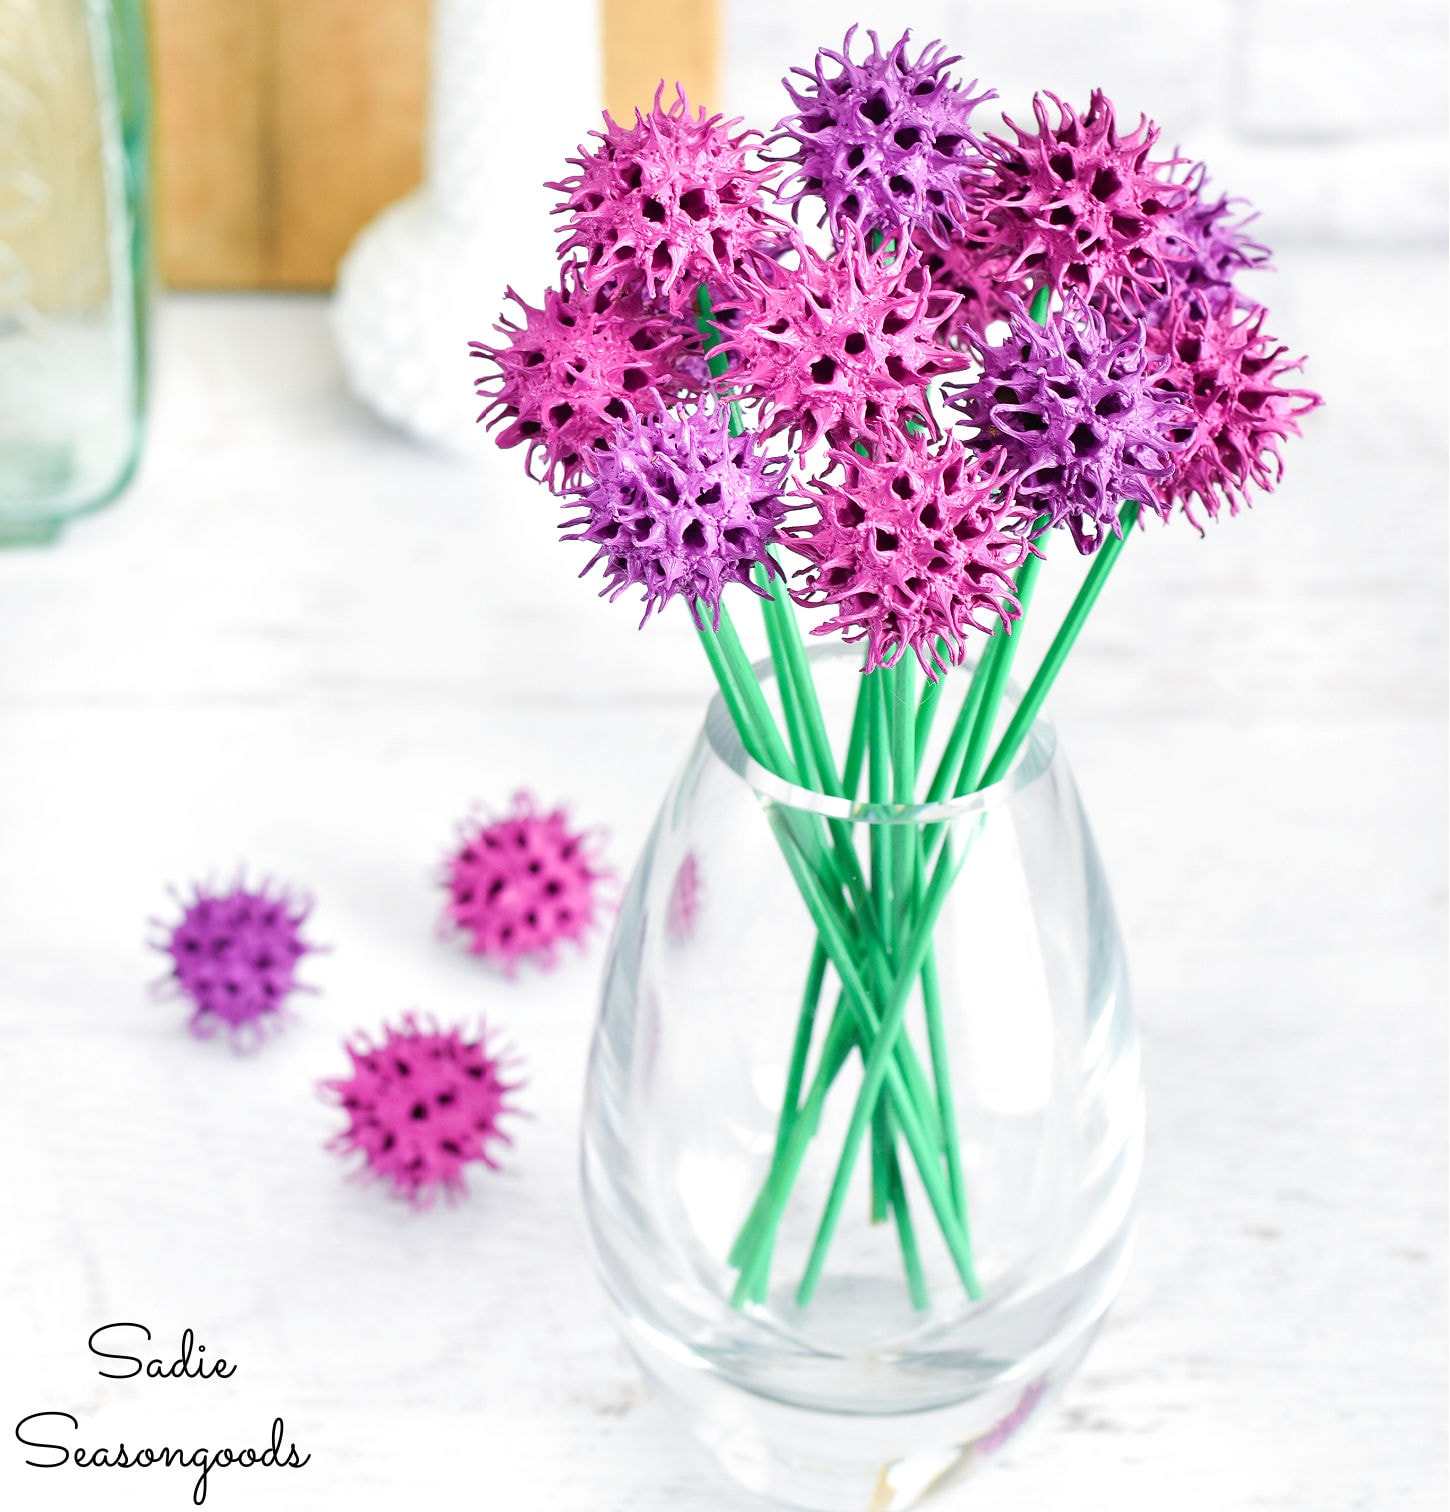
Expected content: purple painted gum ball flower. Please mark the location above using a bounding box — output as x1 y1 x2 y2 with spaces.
722 225 969 455
1154 163 1272 320
321 1014 522 1206
550 86 788 311
152 877 319 1045
971 90 1188 304
947 296 1193 553
770 26 994 246
561 404 791 627
441 791 610 973
471 262 693 491
783 429 1029 676
1147 298 1323 526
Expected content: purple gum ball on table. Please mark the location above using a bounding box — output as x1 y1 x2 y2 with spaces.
153 878 318 1046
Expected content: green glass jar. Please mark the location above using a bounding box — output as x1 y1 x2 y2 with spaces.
0 0 151 544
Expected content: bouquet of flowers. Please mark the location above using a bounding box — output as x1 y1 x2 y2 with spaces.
471 28 1320 1310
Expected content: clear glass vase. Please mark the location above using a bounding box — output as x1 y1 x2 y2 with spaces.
0 0 151 544
581 646 1144 1510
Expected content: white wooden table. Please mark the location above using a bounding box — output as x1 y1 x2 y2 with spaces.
1 246 1444 1511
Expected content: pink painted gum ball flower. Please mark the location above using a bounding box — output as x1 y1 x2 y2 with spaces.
770 27 993 247
971 90 1188 304
947 296 1193 553
784 430 1029 676
912 221 1024 344
471 262 694 490
152 877 319 1045
1147 299 1322 526
562 404 791 627
722 226 969 454
440 792 611 973
550 87 788 310
321 1014 522 1206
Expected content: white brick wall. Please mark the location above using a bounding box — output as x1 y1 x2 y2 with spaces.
726 0 1448 245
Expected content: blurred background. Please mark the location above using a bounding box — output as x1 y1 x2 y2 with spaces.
1 5 1444 1511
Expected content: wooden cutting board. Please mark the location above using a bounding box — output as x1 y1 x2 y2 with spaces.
152 0 719 289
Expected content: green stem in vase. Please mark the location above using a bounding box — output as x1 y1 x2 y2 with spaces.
867 669 896 1224
981 500 1139 788
888 1146 929 1310
793 825 984 1306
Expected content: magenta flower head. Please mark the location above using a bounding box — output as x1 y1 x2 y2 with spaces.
1149 300 1322 526
723 226 969 454
152 877 318 1045
947 297 1193 552
441 791 610 974
1155 163 1272 320
972 91 1187 303
770 27 993 247
784 430 1029 675
912 222 1023 344
321 1014 522 1206
561 403 791 627
550 87 787 310
471 262 692 490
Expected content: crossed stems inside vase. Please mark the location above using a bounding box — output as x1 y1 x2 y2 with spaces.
690 282 1137 1311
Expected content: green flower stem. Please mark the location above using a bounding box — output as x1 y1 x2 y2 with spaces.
737 948 831 1300
843 675 871 798
920 948 966 1220
913 642 949 768
867 669 897 1224
889 1147 929 1310
730 995 856 1303
955 523 1051 796
694 284 745 438
890 659 918 930
981 500 1139 788
756 571 820 788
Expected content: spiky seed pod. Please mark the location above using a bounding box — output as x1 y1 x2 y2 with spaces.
152 878 318 1045
784 430 1029 676
1154 163 1272 320
321 1015 521 1205
721 226 969 455
911 222 1025 344
562 404 791 627
1148 299 1322 526
769 26 994 246
947 297 1193 553
971 90 1188 304
471 263 693 491
441 792 610 973
549 87 788 311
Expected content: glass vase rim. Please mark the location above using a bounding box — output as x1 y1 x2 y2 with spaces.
704 640 1058 825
